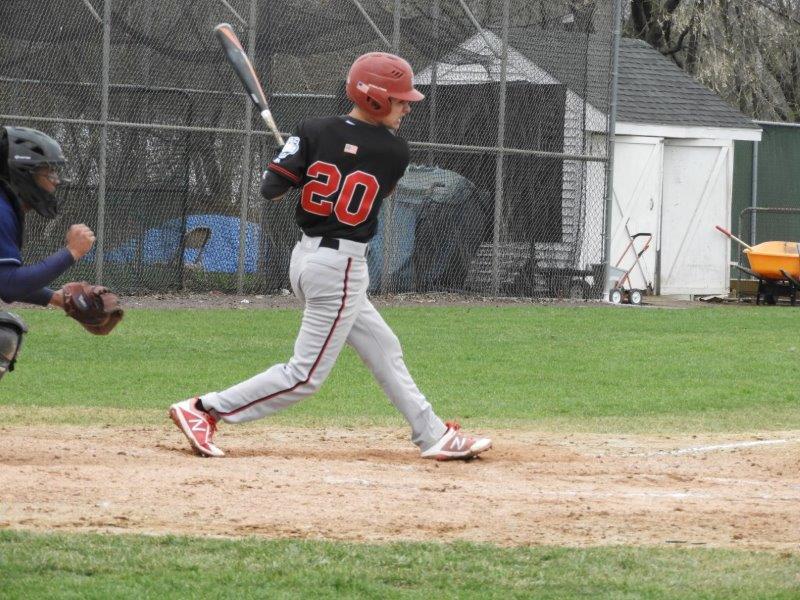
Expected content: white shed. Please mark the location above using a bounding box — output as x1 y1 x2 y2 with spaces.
416 32 761 298
604 39 761 297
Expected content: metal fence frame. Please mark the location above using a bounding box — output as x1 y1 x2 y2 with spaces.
1 0 622 296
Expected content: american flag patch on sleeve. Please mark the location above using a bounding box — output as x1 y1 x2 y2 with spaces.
344 144 358 155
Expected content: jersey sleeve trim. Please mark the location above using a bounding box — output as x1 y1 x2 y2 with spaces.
0 258 22 265
268 163 302 184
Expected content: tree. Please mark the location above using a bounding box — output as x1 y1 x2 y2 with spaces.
625 0 800 121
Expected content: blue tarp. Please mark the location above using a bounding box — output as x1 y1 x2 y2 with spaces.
99 214 263 273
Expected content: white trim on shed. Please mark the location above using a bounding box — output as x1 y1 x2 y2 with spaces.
616 122 762 142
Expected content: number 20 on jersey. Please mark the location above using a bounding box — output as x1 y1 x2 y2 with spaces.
301 161 380 226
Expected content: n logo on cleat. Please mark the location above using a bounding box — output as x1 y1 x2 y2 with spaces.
189 417 207 433
450 436 467 451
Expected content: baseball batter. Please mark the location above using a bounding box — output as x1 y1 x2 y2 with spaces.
170 52 491 461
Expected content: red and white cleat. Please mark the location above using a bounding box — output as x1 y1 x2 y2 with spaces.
169 398 225 458
420 421 492 461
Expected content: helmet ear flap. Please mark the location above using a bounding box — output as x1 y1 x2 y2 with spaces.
357 82 391 117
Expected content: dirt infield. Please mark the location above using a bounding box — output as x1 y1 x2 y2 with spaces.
1 425 798 550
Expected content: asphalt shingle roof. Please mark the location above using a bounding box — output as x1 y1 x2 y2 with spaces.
506 31 757 130
616 38 758 129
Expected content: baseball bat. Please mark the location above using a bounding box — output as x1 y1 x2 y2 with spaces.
715 225 752 250
214 22 285 146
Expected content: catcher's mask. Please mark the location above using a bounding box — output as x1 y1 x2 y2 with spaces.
346 52 424 118
1 126 69 220
0 311 28 380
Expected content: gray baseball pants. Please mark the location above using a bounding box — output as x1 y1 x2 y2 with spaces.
202 234 447 450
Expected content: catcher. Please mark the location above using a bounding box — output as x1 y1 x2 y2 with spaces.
0 126 123 376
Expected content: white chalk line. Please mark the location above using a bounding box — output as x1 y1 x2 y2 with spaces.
638 438 800 457
529 490 800 502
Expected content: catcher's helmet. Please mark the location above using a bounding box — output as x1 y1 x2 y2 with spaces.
1 126 68 219
346 52 425 117
0 311 27 380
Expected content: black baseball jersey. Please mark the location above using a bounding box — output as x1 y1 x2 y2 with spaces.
266 116 409 243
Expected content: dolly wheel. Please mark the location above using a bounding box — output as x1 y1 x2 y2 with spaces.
609 288 623 304
629 290 643 305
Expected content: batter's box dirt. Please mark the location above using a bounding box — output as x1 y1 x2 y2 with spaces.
1 425 798 550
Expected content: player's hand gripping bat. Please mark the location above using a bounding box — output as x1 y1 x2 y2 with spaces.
214 22 285 146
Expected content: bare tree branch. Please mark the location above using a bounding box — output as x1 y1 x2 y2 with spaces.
663 25 692 56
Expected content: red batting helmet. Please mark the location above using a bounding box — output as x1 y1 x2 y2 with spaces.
346 52 425 117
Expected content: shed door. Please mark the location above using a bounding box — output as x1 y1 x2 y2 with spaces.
660 141 731 296
609 136 663 291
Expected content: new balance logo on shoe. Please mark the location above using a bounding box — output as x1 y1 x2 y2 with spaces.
169 397 225 458
450 436 467 451
189 416 208 433
420 421 492 461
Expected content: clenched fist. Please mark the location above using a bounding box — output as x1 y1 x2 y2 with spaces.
66 224 96 260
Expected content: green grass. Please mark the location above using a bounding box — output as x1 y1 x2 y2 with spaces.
1 305 798 432
3 307 799 598
1 531 798 600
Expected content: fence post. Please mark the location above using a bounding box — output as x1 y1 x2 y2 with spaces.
96 0 111 284
602 0 623 297
491 0 510 295
379 0 402 294
750 140 759 246
237 0 258 294
392 0 401 48
428 0 439 165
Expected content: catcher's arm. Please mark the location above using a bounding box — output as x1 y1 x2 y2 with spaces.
65 224 95 260
49 225 96 308
0 224 94 305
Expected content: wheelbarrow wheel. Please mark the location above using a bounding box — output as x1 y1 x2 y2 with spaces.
629 289 643 305
608 288 623 304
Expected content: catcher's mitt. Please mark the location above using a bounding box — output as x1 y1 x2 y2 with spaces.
62 281 124 335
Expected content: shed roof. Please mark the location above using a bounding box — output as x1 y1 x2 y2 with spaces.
613 38 759 129
437 30 759 131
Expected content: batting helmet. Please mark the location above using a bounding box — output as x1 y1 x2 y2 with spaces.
0 126 68 220
0 311 27 380
346 52 425 118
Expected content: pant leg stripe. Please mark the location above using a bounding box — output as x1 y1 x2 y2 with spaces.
218 257 353 417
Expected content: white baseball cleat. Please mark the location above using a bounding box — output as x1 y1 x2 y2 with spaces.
420 421 492 461
169 397 225 458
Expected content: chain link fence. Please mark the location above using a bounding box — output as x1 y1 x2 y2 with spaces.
732 122 800 291
0 0 616 298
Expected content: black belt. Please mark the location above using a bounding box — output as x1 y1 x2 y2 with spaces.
318 236 369 257
319 237 340 250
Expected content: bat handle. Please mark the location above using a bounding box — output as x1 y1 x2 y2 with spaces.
260 109 285 146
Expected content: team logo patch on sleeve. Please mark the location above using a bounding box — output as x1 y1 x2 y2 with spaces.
273 136 301 163
344 144 358 155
